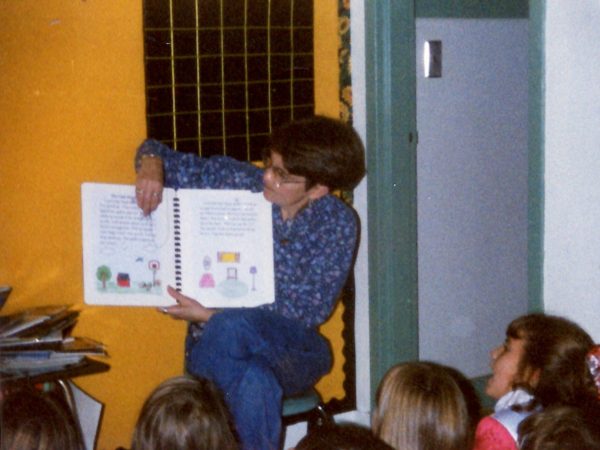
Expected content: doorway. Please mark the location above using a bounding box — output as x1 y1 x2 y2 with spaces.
416 18 529 377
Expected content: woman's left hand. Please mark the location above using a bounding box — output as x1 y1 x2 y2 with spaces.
159 286 216 323
135 154 164 216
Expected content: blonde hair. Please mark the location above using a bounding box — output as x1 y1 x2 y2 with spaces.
372 362 473 450
131 375 238 450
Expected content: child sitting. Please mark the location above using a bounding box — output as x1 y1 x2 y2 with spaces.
130 375 238 450
371 361 477 450
1 386 83 450
294 423 393 450
518 402 600 450
473 313 598 450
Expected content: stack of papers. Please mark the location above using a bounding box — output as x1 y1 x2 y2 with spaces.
0 305 78 338
0 305 107 376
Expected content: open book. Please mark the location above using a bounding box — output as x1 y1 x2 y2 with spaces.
81 183 275 308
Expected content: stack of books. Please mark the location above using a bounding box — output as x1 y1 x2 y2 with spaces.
0 304 107 378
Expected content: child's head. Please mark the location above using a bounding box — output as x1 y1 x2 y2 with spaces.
442 364 483 431
1 386 83 450
295 423 393 450
518 403 600 450
371 361 473 450
486 313 596 407
131 375 238 450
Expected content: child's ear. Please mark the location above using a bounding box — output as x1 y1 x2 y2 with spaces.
308 183 329 201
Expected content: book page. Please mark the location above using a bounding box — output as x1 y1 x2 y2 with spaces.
81 183 176 306
177 189 275 308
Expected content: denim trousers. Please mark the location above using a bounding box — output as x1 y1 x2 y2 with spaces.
185 308 332 450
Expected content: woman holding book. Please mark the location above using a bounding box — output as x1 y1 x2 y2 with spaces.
134 115 366 450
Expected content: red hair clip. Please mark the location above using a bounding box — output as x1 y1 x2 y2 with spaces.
587 345 600 399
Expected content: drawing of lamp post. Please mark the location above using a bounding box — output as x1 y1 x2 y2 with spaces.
249 266 257 291
148 260 160 287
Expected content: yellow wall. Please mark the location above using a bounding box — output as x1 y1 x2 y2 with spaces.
0 1 339 449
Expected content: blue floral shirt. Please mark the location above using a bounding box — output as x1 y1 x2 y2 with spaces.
137 139 358 328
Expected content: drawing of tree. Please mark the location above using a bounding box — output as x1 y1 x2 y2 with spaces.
96 265 112 289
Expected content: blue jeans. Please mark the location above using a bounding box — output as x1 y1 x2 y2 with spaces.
185 309 332 450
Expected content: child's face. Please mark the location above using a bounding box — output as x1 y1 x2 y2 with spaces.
486 337 527 399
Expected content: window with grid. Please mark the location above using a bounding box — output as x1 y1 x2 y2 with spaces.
142 0 314 161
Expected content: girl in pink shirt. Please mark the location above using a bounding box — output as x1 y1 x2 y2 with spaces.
473 313 598 450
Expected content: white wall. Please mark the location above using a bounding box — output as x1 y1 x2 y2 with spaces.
348 0 370 415
544 2 600 341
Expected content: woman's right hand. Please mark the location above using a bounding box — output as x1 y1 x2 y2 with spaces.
160 285 217 323
135 155 164 215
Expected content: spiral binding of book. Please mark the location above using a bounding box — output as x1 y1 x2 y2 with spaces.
173 196 182 292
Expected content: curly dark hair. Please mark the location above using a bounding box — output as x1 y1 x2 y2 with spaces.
507 313 597 408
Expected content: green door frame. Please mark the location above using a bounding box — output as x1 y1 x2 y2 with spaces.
364 0 419 404
363 0 542 402
528 0 544 312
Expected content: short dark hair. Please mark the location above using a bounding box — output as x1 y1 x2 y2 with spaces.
507 313 596 407
295 423 393 450
518 403 600 450
268 115 366 191
131 375 238 450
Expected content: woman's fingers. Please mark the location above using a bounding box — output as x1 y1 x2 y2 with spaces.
136 156 164 215
166 285 192 305
159 286 215 323
135 181 163 215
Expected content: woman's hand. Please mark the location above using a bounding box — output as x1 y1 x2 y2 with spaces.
159 285 217 323
136 155 164 215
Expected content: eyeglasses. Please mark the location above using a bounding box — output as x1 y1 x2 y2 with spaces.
262 156 306 188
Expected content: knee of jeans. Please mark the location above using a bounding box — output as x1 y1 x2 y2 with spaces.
205 309 246 333
241 362 283 401
202 311 256 358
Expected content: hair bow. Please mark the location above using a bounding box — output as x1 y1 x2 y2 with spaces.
587 344 600 399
